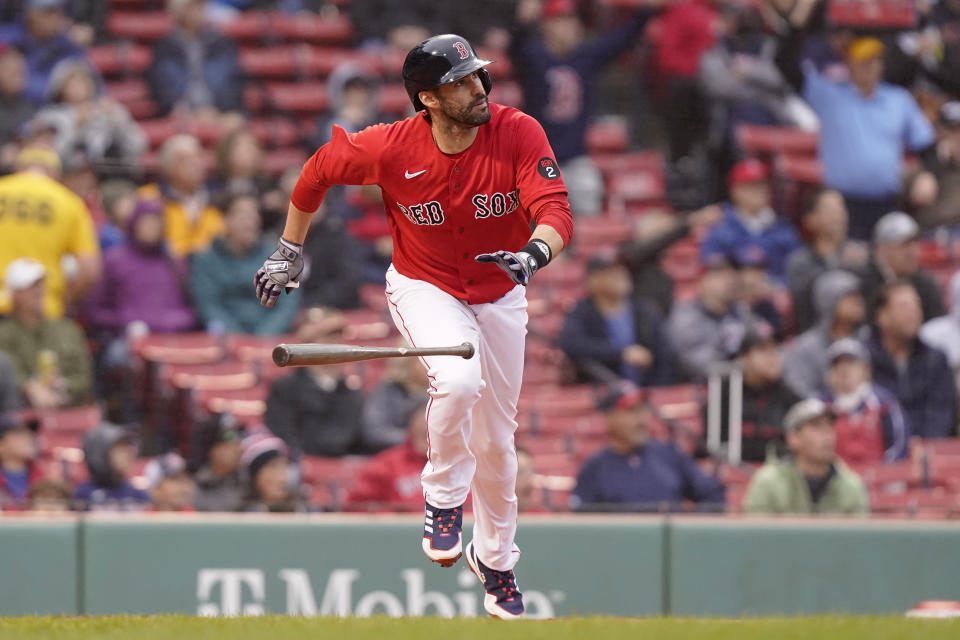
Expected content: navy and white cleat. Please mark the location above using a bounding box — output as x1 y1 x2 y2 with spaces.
465 541 524 619
422 503 463 567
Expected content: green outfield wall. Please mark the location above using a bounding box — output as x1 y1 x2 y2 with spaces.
1 515 958 617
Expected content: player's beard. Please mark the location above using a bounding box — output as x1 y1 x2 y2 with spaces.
440 95 491 127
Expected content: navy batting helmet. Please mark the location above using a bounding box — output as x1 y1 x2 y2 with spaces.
402 34 493 112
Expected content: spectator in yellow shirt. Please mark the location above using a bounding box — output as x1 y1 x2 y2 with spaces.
140 134 224 257
0 145 101 318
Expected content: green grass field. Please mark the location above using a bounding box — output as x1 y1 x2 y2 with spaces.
1 616 958 640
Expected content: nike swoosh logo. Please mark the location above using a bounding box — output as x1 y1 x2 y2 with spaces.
405 169 427 179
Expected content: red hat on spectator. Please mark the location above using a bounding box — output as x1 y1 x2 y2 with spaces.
543 0 577 20
728 158 769 187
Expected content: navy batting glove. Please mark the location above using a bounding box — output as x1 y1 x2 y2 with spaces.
475 249 539 286
255 237 304 308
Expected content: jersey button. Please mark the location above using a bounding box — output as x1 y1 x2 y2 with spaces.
454 167 460 173
458 227 465 233
462 252 468 259
454 183 460 189
467 279 474 285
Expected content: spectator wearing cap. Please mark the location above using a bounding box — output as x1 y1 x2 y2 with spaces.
0 259 93 409
241 433 301 513
28 478 71 511
145 452 196 512
359 354 429 454
265 364 364 458
909 101 960 231
861 212 945 323
559 252 676 387
823 338 910 465
704 324 799 463
192 413 246 512
743 398 869 515
147 0 245 117
347 400 428 511
190 189 300 334
667 253 755 381
312 62 386 150
0 145 101 319
869 280 957 438
571 386 725 512
0 48 33 151
920 272 960 413
509 0 656 216
785 187 869 332
776 35 935 240
783 269 866 399
732 245 785 341
73 423 150 512
0 414 43 510
1 0 88 105
699 159 800 284
297 200 365 313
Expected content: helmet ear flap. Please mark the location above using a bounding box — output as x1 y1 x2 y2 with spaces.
478 68 492 96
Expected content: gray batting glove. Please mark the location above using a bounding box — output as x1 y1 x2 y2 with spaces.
475 249 539 286
255 237 304 308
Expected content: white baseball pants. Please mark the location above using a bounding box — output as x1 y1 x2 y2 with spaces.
385 264 527 571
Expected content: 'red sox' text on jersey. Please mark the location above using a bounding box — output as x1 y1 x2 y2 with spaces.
291 103 574 304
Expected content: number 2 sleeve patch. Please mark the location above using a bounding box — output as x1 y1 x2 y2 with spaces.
537 157 560 180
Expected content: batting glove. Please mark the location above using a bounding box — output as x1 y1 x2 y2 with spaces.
475 249 541 286
255 237 304 308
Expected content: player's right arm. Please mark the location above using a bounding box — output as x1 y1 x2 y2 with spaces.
256 124 386 307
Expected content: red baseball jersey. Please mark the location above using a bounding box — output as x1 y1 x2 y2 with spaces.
291 103 574 304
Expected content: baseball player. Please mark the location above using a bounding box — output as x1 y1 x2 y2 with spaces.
255 34 573 619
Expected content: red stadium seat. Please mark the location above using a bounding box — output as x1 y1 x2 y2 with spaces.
273 13 354 45
857 461 923 489
107 12 173 41
377 83 413 116
265 82 329 114
828 0 916 29
586 118 630 154
239 45 300 79
264 148 308 175
518 385 600 417
218 11 272 42
88 43 152 76
736 125 818 156
163 361 258 391
25 405 102 434
775 154 823 184
571 216 634 256
303 48 380 78
922 439 960 456
136 116 180 149
488 80 523 109
249 118 301 147
131 333 226 365
476 49 513 81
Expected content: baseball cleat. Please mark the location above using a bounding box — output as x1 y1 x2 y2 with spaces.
422 502 463 567
465 541 524 619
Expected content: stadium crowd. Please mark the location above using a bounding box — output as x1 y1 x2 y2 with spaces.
0 0 959 517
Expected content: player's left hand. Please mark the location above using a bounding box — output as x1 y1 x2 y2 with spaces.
475 249 539 286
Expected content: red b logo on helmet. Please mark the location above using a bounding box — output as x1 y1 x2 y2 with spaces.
454 42 469 60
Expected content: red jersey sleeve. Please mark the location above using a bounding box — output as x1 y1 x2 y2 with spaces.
291 123 386 213
511 112 574 246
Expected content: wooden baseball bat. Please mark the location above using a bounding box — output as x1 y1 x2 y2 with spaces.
272 342 475 367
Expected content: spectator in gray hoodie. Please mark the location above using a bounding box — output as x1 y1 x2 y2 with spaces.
783 269 866 398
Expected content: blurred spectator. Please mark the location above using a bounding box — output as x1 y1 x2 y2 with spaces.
34 59 146 170
0 259 93 408
558 252 675 386
706 325 799 463
241 432 301 513
213 128 269 198
571 385 725 512
359 354 428 454
743 398 869 515
347 399 427 511
700 2 816 174
192 413 246 512
823 338 909 465
342 185 394 285
147 0 245 117
784 269 865 398
732 245 784 341
0 48 32 150
0 145 100 318
84 199 196 339
869 280 957 438
0 353 18 413
920 271 960 375
142 134 224 257
96 179 137 251
652 0 718 164
619 206 721 315
2 0 88 104
509 0 655 215
347 0 436 49
298 202 364 311
699 159 800 284
144 452 196 512
28 478 71 511
515 446 536 513
313 63 385 149
777 35 935 239
0 413 41 510
786 188 869 332
73 423 150 512
911 101 960 231
265 365 364 457
190 190 299 334
862 212 945 323
667 254 752 381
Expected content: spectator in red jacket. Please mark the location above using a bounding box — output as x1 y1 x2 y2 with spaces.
0 413 43 510
347 400 428 511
